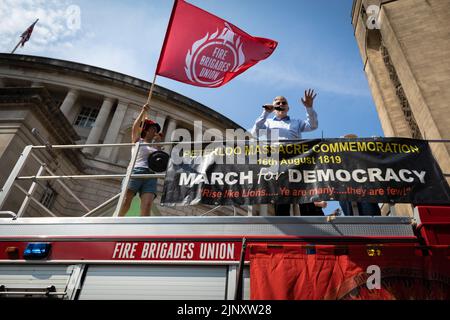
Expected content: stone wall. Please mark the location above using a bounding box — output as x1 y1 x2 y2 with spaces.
351 0 450 216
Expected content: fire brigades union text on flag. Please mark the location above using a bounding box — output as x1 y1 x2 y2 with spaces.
156 0 278 87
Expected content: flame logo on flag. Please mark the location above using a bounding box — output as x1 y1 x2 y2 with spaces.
185 23 245 87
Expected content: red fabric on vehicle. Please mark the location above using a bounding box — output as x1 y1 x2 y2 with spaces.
249 244 450 300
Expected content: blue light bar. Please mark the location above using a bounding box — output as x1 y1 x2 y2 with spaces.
23 243 51 259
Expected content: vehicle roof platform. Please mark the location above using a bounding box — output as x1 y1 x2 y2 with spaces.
0 216 415 241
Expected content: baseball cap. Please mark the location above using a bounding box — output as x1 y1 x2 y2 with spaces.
142 119 161 133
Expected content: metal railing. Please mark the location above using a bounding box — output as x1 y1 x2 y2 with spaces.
0 141 167 218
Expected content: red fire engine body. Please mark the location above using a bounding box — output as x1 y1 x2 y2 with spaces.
0 205 449 300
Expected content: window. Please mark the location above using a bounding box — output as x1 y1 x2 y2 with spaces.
74 107 99 128
40 183 56 209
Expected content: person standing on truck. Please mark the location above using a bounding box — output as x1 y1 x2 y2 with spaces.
338 134 381 216
119 103 163 217
250 90 319 216
250 90 318 141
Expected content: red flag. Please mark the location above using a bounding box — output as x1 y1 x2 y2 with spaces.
156 0 277 88
20 19 39 47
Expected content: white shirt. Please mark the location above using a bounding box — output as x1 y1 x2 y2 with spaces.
250 108 318 140
133 139 158 169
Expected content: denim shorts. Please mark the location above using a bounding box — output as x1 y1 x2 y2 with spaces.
127 167 157 197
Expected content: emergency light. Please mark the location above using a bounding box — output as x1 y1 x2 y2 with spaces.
23 243 51 259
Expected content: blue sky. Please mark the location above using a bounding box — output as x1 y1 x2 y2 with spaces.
0 0 384 214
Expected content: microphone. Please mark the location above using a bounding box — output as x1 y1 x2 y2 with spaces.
262 104 273 111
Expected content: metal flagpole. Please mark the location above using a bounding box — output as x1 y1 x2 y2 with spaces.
10 41 22 54
11 18 39 54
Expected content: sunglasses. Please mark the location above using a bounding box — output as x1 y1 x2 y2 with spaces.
274 101 288 106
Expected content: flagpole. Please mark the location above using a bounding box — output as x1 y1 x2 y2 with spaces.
10 41 21 54
11 18 39 54
146 73 158 106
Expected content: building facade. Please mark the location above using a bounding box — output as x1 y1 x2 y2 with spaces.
0 53 248 217
351 0 450 215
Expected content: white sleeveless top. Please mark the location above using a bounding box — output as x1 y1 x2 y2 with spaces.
133 139 158 169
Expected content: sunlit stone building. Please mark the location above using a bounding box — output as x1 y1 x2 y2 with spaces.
351 0 450 215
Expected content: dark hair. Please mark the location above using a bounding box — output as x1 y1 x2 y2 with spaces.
141 120 161 138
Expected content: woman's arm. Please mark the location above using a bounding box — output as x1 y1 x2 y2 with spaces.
131 104 149 143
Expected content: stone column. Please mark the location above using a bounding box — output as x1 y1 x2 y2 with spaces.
60 89 79 119
83 97 115 155
98 101 128 160
111 132 124 163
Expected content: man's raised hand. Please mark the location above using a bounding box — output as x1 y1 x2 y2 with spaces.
301 89 317 108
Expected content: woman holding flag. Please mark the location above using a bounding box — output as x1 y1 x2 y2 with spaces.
119 104 163 217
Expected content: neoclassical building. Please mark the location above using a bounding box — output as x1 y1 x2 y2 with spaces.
351 0 450 215
0 53 247 217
